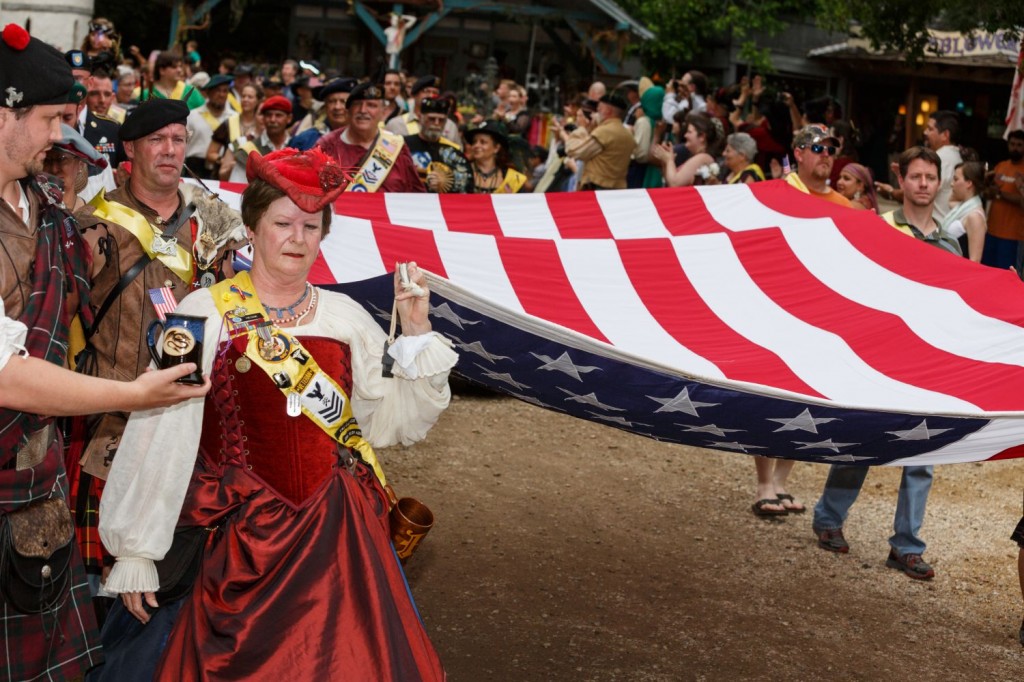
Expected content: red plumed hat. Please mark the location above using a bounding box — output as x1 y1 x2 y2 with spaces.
246 148 349 213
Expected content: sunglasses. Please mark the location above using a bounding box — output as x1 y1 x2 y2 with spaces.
800 143 838 156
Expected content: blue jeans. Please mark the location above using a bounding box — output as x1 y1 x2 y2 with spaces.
812 464 933 556
86 595 186 682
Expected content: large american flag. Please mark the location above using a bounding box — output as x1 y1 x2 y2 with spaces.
204 180 1024 466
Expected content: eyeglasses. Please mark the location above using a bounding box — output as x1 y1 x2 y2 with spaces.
799 143 838 156
43 152 78 168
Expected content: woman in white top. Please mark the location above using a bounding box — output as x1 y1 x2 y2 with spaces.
650 112 723 187
946 160 987 263
97 148 455 681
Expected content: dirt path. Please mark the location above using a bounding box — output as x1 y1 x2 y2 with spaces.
384 391 1024 681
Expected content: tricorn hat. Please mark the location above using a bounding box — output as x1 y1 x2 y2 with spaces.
463 119 508 148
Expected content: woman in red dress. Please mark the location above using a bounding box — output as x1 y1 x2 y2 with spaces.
97 148 456 680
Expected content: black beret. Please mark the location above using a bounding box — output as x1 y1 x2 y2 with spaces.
0 25 74 108
64 49 91 72
202 73 233 91
419 96 448 115
121 99 189 140
312 76 356 101
346 81 384 107
411 75 440 95
67 82 86 105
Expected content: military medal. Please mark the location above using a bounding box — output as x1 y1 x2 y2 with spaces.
236 355 251 373
256 323 273 343
286 392 302 417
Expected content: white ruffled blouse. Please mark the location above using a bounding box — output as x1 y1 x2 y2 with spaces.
100 286 458 594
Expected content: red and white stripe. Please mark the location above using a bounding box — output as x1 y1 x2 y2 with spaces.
199 179 1024 462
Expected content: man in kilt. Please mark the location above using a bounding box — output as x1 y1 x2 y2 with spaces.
0 24 208 680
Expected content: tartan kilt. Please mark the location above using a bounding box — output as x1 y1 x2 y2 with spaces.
0 446 102 680
65 457 108 575
0 549 102 681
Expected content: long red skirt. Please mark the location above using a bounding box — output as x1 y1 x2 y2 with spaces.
154 458 444 681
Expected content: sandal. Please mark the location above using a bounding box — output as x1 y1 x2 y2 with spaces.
776 493 806 514
752 498 788 517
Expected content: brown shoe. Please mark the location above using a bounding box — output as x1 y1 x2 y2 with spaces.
813 526 849 553
885 549 934 580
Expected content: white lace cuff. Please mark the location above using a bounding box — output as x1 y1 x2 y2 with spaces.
104 557 160 594
389 333 457 380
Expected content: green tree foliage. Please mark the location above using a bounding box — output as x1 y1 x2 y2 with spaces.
618 0 817 73
620 0 1024 71
818 1 1024 61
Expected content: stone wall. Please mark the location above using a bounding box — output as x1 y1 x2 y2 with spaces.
5 0 96 52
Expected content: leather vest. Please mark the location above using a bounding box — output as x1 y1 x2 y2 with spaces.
0 186 42 322
82 185 195 382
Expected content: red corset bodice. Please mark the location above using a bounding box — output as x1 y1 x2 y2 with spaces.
199 336 354 507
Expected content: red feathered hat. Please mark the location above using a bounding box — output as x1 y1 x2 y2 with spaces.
246 148 349 213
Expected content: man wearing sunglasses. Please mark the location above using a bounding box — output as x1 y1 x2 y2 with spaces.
786 124 852 207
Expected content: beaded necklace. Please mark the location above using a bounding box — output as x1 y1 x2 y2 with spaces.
272 286 318 327
264 282 310 319
474 164 501 192
262 282 309 319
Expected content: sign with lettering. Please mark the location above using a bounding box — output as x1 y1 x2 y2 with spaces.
927 30 1021 59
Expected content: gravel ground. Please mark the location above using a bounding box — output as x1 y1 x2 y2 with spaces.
382 391 1024 681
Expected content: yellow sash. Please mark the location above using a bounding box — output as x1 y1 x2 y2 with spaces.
880 210 916 238
227 115 258 156
495 168 528 194
784 172 809 193
132 82 195 104
199 109 223 133
728 163 765 183
210 272 387 486
345 130 405 193
402 112 421 137
89 191 193 282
